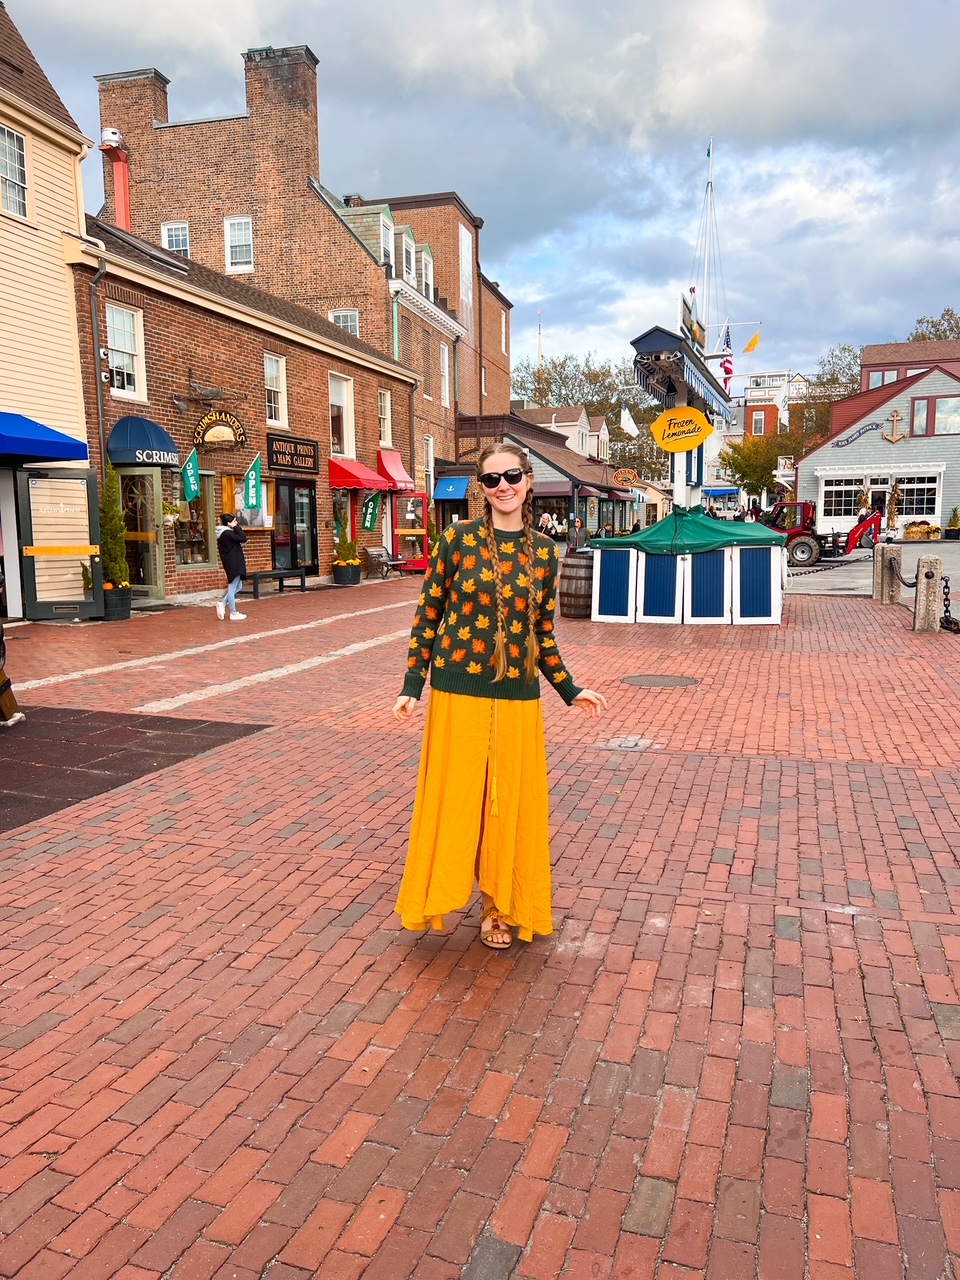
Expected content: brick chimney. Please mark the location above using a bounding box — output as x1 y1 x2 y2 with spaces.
242 46 320 180
95 68 170 227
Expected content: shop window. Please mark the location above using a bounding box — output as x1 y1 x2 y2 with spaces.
264 353 286 426
378 390 392 445
333 488 352 541
0 124 27 218
329 374 355 457
105 303 146 400
822 477 864 518
173 471 215 566
225 216 253 272
222 475 276 528
895 475 938 516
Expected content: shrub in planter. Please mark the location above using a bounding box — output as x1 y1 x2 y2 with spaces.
332 524 362 585
946 508 960 540
99 465 132 619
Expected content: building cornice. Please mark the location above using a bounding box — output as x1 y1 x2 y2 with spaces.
389 276 467 340
62 235 418 385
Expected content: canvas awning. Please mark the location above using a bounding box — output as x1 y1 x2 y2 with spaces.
0 412 88 465
592 505 787 555
107 416 179 468
532 481 572 498
434 476 471 501
611 490 635 501
329 458 392 490
378 449 415 490
703 487 739 497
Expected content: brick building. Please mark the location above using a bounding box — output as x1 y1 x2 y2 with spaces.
67 217 417 601
94 45 513 511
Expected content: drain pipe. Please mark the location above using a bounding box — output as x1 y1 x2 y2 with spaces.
89 257 109 479
408 378 419 493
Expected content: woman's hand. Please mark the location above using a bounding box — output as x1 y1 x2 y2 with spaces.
393 695 419 721
571 690 607 718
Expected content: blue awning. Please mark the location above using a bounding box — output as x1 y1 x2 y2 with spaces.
703 487 739 496
434 475 471 501
0 412 88 465
108 416 180 468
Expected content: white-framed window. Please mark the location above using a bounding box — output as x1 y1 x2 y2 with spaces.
752 411 765 435
867 369 898 389
481 365 487 397
329 374 355 457
224 217 253 272
329 309 360 337
0 125 27 218
501 309 507 354
424 435 435 500
822 477 864 518
440 343 450 408
105 304 146 400
378 390 392 445
381 215 394 271
459 223 474 316
161 222 190 257
896 475 938 516
420 249 434 300
264 354 286 427
396 230 416 285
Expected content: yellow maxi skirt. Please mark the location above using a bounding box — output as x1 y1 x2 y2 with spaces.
395 690 553 942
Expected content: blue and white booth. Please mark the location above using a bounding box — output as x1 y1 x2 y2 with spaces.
591 507 787 626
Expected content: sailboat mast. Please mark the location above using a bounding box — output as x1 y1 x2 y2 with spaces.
702 139 714 350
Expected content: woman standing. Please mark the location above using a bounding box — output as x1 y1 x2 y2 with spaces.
393 443 606 949
568 516 591 552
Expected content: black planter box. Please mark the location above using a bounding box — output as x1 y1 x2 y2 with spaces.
332 564 362 586
101 587 132 621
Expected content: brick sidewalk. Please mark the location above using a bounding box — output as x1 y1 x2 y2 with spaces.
1 587 959 1279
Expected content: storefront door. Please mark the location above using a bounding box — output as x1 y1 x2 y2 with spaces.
274 481 318 573
15 469 103 620
119 470 164 599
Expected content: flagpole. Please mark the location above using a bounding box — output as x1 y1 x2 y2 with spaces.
702 139 714 351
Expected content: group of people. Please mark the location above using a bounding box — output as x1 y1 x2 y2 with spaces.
705 502 764 523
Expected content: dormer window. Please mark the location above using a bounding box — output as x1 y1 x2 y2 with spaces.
395 230 416 285
419 248 434 300
380 215 394 271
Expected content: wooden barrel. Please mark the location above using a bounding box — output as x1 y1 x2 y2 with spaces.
559 551 594 619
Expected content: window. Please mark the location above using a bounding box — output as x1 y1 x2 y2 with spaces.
896 475 938 517
173 471 215 566
481 365 487 397
420 250 434 299
907 367 929 376
221 476 276 528
751 411 765 435
399 232 416 285
105 304 145 399
329 309 360 337
329 374 354 456
378 390 392 445
225 217 253 271
912 396 960 436
381 215 394 270
161 222 190 257
459 223 474 315
424 435 435 501
913 400 928 435
868 369 897 389
0 125 27 218
822 477 864 518
333 488 353 544
440 343 450 407
885 370 898 385
264 354 286 427
501 308 508 355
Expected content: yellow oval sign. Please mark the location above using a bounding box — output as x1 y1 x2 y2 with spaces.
650 407 714 453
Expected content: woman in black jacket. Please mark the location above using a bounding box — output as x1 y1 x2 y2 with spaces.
215 514 248 621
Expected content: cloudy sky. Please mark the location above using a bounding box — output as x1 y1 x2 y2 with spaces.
16 0 960 388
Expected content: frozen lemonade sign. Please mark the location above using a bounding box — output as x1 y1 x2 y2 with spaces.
650 407 714 453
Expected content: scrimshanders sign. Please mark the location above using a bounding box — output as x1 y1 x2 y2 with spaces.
649 407 714 453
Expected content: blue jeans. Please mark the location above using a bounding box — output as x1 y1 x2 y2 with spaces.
222 575 242 613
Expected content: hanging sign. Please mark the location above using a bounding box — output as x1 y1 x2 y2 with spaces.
361 492 382 533
612 467 640 486
650 407 714 453
181 448 201 502
194 410 246 447
244 454 262 509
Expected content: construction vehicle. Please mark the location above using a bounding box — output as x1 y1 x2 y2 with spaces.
762 501 882 567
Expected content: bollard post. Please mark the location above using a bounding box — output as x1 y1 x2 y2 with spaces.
878 545 902 605
913 554 943 632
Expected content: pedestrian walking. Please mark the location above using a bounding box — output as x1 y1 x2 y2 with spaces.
392 442 607 949
215 514 248 621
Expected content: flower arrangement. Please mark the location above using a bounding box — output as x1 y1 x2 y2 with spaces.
926 526 942 538
99 464 131 589
332 524 360 567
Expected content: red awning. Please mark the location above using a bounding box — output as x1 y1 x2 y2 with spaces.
329 457 392 490
612 490 635 501
578 485 604 498
378 449 415 490
533 481 572 498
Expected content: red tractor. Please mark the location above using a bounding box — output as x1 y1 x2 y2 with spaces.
762 501 882 567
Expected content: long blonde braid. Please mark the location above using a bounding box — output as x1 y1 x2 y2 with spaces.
477 440 537 683
483 505 509 682
521 489 539 682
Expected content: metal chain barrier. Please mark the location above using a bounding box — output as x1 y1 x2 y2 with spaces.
887 558 918 589
788 555 873 577
943 575 960 633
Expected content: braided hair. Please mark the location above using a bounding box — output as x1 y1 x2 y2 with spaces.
477 442 540 683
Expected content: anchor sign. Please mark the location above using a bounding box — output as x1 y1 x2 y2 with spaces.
882 409 907 443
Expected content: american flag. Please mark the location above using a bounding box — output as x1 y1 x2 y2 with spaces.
720 325 734 393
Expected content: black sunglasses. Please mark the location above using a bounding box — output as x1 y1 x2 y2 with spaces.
479 468 529 489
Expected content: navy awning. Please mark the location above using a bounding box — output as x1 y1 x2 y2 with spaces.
108 416 180 468
703 487 739 496
0 412 88 465
434 475 471 501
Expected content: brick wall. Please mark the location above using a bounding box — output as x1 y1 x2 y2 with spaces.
73 261 413 593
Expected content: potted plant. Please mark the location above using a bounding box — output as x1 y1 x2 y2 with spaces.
885 483 901 540
332 523 362 585
926 525 942 541
946 508 960 541
99 464 132 620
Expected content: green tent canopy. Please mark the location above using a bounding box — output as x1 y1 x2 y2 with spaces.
591 505 787 556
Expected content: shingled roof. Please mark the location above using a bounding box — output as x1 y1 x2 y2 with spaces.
86 217 413 377
0 3 79 132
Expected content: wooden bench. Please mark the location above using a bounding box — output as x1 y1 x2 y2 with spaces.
366 546 407 579
239 568 308 599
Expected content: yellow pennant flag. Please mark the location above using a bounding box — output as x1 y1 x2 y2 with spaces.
742 329 761 354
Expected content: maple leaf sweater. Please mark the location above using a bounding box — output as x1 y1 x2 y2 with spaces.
400 518 583 705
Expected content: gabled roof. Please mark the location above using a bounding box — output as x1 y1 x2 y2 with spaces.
505 427 616 489
85 216 413 377
863 338 960 366
0 2 79 132
513 405 588 428
828 366 959 437
588 415 607 434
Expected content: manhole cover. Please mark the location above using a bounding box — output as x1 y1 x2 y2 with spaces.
622 675 700 688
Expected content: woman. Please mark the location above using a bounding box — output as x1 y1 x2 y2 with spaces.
393 443 606 949
215 514 248 622
568 516 590 551
537 512 557 538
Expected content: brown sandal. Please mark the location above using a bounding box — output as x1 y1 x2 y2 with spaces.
480 907 513 950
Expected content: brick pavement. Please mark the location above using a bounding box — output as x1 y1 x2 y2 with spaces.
1 583 959 1278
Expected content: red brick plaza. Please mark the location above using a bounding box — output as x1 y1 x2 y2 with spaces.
1 584 959 1279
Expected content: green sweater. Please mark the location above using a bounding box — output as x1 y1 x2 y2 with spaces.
400 518 583 704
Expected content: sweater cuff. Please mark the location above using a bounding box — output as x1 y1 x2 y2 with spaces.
554 678 583 707
401 672 426 700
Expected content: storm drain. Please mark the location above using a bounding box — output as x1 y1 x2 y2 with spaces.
621 674 701 688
